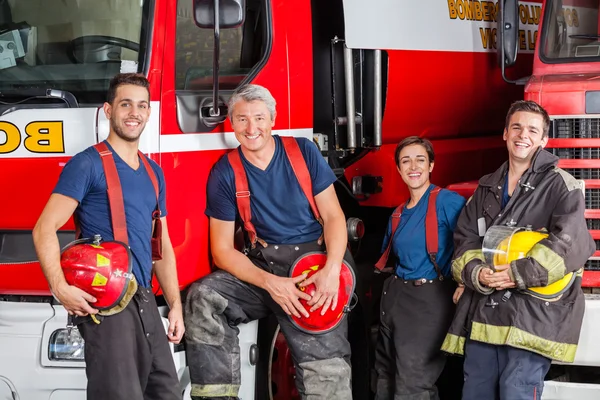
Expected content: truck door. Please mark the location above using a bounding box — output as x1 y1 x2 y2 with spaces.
0 0 152 294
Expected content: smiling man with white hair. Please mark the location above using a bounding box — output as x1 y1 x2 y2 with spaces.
184 84 353 400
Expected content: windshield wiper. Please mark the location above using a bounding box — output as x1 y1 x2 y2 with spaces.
569 34 600 40
0 88 78 108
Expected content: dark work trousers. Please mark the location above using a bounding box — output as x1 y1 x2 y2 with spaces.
77 286 180 400
462 339 552 400
375 275 456 400
184 241 353 399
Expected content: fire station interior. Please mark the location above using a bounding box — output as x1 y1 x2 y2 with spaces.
7 0 600 399
0 0 461 399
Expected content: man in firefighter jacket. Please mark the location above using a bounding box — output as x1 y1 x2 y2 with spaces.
184 84 352 400
33 73 184 400
441 100 595 399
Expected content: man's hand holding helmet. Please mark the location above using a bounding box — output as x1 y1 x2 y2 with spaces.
264 275 312 319
53 280 98 316
298 260 341 315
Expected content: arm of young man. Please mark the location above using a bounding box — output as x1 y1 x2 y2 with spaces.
452 188 495 295
33 193 99 316
489 186 595 290
298 184 348 315
210 217 311 318
153 216 185 344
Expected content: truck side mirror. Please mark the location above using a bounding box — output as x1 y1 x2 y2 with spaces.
497 0 519 68
191 0 246 128
194 0 245 29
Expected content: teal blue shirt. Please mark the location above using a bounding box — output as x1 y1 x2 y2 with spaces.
381 184 466 280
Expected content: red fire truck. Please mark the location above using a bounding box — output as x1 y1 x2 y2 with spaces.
1 0 596 399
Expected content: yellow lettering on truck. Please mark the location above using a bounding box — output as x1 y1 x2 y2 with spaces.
24 121 65 153
0 122 21 154
448 0 458 19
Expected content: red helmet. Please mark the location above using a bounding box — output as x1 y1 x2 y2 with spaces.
60 235 137 314
289 251 357 334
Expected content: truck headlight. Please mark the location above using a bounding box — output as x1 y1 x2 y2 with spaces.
48 328 85 361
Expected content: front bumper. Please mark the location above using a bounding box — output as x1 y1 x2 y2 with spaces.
543 382 600 400
0 301 188 400
0 302 86 400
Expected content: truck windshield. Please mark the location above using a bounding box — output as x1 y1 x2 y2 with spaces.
0 0 151 104
542 0 600 62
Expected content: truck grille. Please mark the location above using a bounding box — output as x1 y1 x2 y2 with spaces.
586 259 600 270
585 189 600 210
551 117 600 274
588 219 600 230
564 168 600 179
550 148 600 159
550 118 600 138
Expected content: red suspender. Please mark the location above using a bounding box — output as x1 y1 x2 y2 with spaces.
139 151 160 209
374 204 404 271
374 187 443 279
426 187 442 278
280 136 323 225
138 151 163 260
94 142 129 244
227 149 262 247
227 136 324 248
92 142 162 258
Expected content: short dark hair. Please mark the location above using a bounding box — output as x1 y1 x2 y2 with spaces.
107 73 150 105
394 136 435 167
505 100 550 138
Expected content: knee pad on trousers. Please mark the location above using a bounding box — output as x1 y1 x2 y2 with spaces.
185 283 229 346
298 357 352 399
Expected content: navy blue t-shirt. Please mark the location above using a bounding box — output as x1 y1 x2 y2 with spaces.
502 175 511 209
381 184 466 280
206 135 337 244
53 141 167 288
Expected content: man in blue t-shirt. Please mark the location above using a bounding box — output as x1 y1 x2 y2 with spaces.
33 73 183 400
184 84 352 400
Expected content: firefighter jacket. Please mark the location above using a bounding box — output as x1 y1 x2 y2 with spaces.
441 148 595 362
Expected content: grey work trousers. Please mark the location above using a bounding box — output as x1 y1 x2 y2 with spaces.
184 241 353 399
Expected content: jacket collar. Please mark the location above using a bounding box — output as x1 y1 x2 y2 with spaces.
479 147 558 188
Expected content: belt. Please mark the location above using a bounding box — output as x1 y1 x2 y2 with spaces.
394 276 439 286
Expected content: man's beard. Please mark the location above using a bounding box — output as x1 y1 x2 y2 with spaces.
110 117 143 143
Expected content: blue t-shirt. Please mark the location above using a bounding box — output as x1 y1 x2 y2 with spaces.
502 175 511 209
205 135 337 244
381 184 466 280
53 141 167 288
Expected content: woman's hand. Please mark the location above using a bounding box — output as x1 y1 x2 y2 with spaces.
452 283 465 304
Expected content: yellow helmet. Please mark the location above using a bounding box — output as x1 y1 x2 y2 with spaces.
483 226 577 300
493 230 549 265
